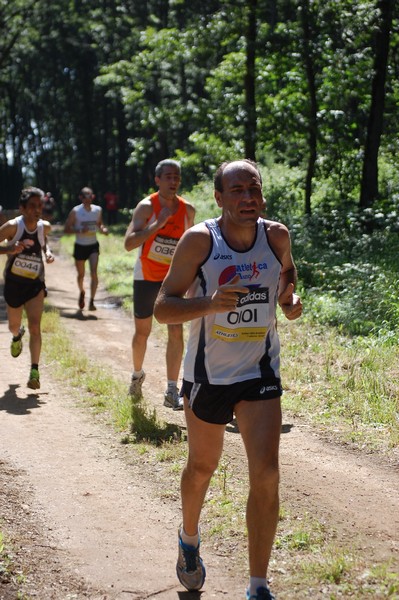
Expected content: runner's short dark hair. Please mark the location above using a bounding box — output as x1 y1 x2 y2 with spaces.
214 159 262 193
155 159 181 178
19 187 44 207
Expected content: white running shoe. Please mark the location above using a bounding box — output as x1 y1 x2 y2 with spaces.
164 387 183 410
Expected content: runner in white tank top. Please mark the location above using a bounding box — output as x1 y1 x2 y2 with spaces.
64 187 108 311
73 202 103 246
184 217 282 385
154 160 302 600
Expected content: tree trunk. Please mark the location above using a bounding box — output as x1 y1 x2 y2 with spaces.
244 0 257 161
116 100 128 208
359 0 393 208
300 0 318 216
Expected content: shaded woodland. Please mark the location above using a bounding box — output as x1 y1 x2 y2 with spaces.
0 0 397 216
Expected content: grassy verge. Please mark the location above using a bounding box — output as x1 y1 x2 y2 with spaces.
60 230 399 455
39 307 399 598
279 317 399 452
0 530 26 599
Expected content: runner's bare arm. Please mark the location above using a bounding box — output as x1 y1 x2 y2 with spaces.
124 199 171 251
97 209 108 235
154 226 249 324
0 221 22 255
43 223 55 263
267 221 302 320
0 221 17 244
64 210 76 234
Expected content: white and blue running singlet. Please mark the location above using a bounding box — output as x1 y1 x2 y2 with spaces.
73 204 102 246
183 218 282 385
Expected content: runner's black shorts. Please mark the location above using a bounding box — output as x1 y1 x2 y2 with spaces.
182 377 283 425
4 277 46 308
133 279 162 319
73 241 100 261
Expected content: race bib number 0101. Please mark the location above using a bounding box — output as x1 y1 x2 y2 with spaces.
211 287 270 342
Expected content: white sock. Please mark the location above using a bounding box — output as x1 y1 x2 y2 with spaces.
180 526 199 548
167 380 177 389
133 369 144 379
249 577 267 596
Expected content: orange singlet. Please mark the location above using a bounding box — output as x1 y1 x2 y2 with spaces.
134 192 189 282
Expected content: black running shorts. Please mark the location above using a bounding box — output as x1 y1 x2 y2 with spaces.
133 279 162 319
182 377 283 424
73 242 100 261
4 277 46 308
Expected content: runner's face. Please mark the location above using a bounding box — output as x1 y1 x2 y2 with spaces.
155 166 181 200
22 196 43 222
81 192 93 207
215 164 263 227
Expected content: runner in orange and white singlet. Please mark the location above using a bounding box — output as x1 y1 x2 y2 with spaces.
134 191 192 282
124 159 195 408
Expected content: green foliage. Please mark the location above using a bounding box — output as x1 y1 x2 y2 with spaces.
1 0 399 211
184 177 220 223
300 548 352 585
292 205 399 336
276 513 326 552
260 162 305 221
280 318 399 450
0 530 25 594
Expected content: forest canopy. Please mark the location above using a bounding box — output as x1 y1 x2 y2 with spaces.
0 0 397 217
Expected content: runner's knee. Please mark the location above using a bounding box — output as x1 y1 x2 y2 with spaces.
186 456 219 483
249 462 280 495
28 322 41 336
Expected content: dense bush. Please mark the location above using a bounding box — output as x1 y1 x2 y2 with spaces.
186 161 399 339
292 208 399 337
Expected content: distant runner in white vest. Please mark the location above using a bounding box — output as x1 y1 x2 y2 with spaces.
64 187 108 311
154 159 302 600
0 187 55 390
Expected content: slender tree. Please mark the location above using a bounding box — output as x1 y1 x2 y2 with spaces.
244 0 257 160
299 0 318 216
359 0 394 208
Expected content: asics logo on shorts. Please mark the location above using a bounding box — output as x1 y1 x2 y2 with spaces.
260 385 278 394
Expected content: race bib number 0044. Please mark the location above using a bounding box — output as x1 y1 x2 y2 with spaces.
11 253 41 279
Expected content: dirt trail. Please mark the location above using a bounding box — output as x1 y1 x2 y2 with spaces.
0 244 398 599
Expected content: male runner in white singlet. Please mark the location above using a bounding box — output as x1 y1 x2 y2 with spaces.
154 159 302 600
64 186 108 311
